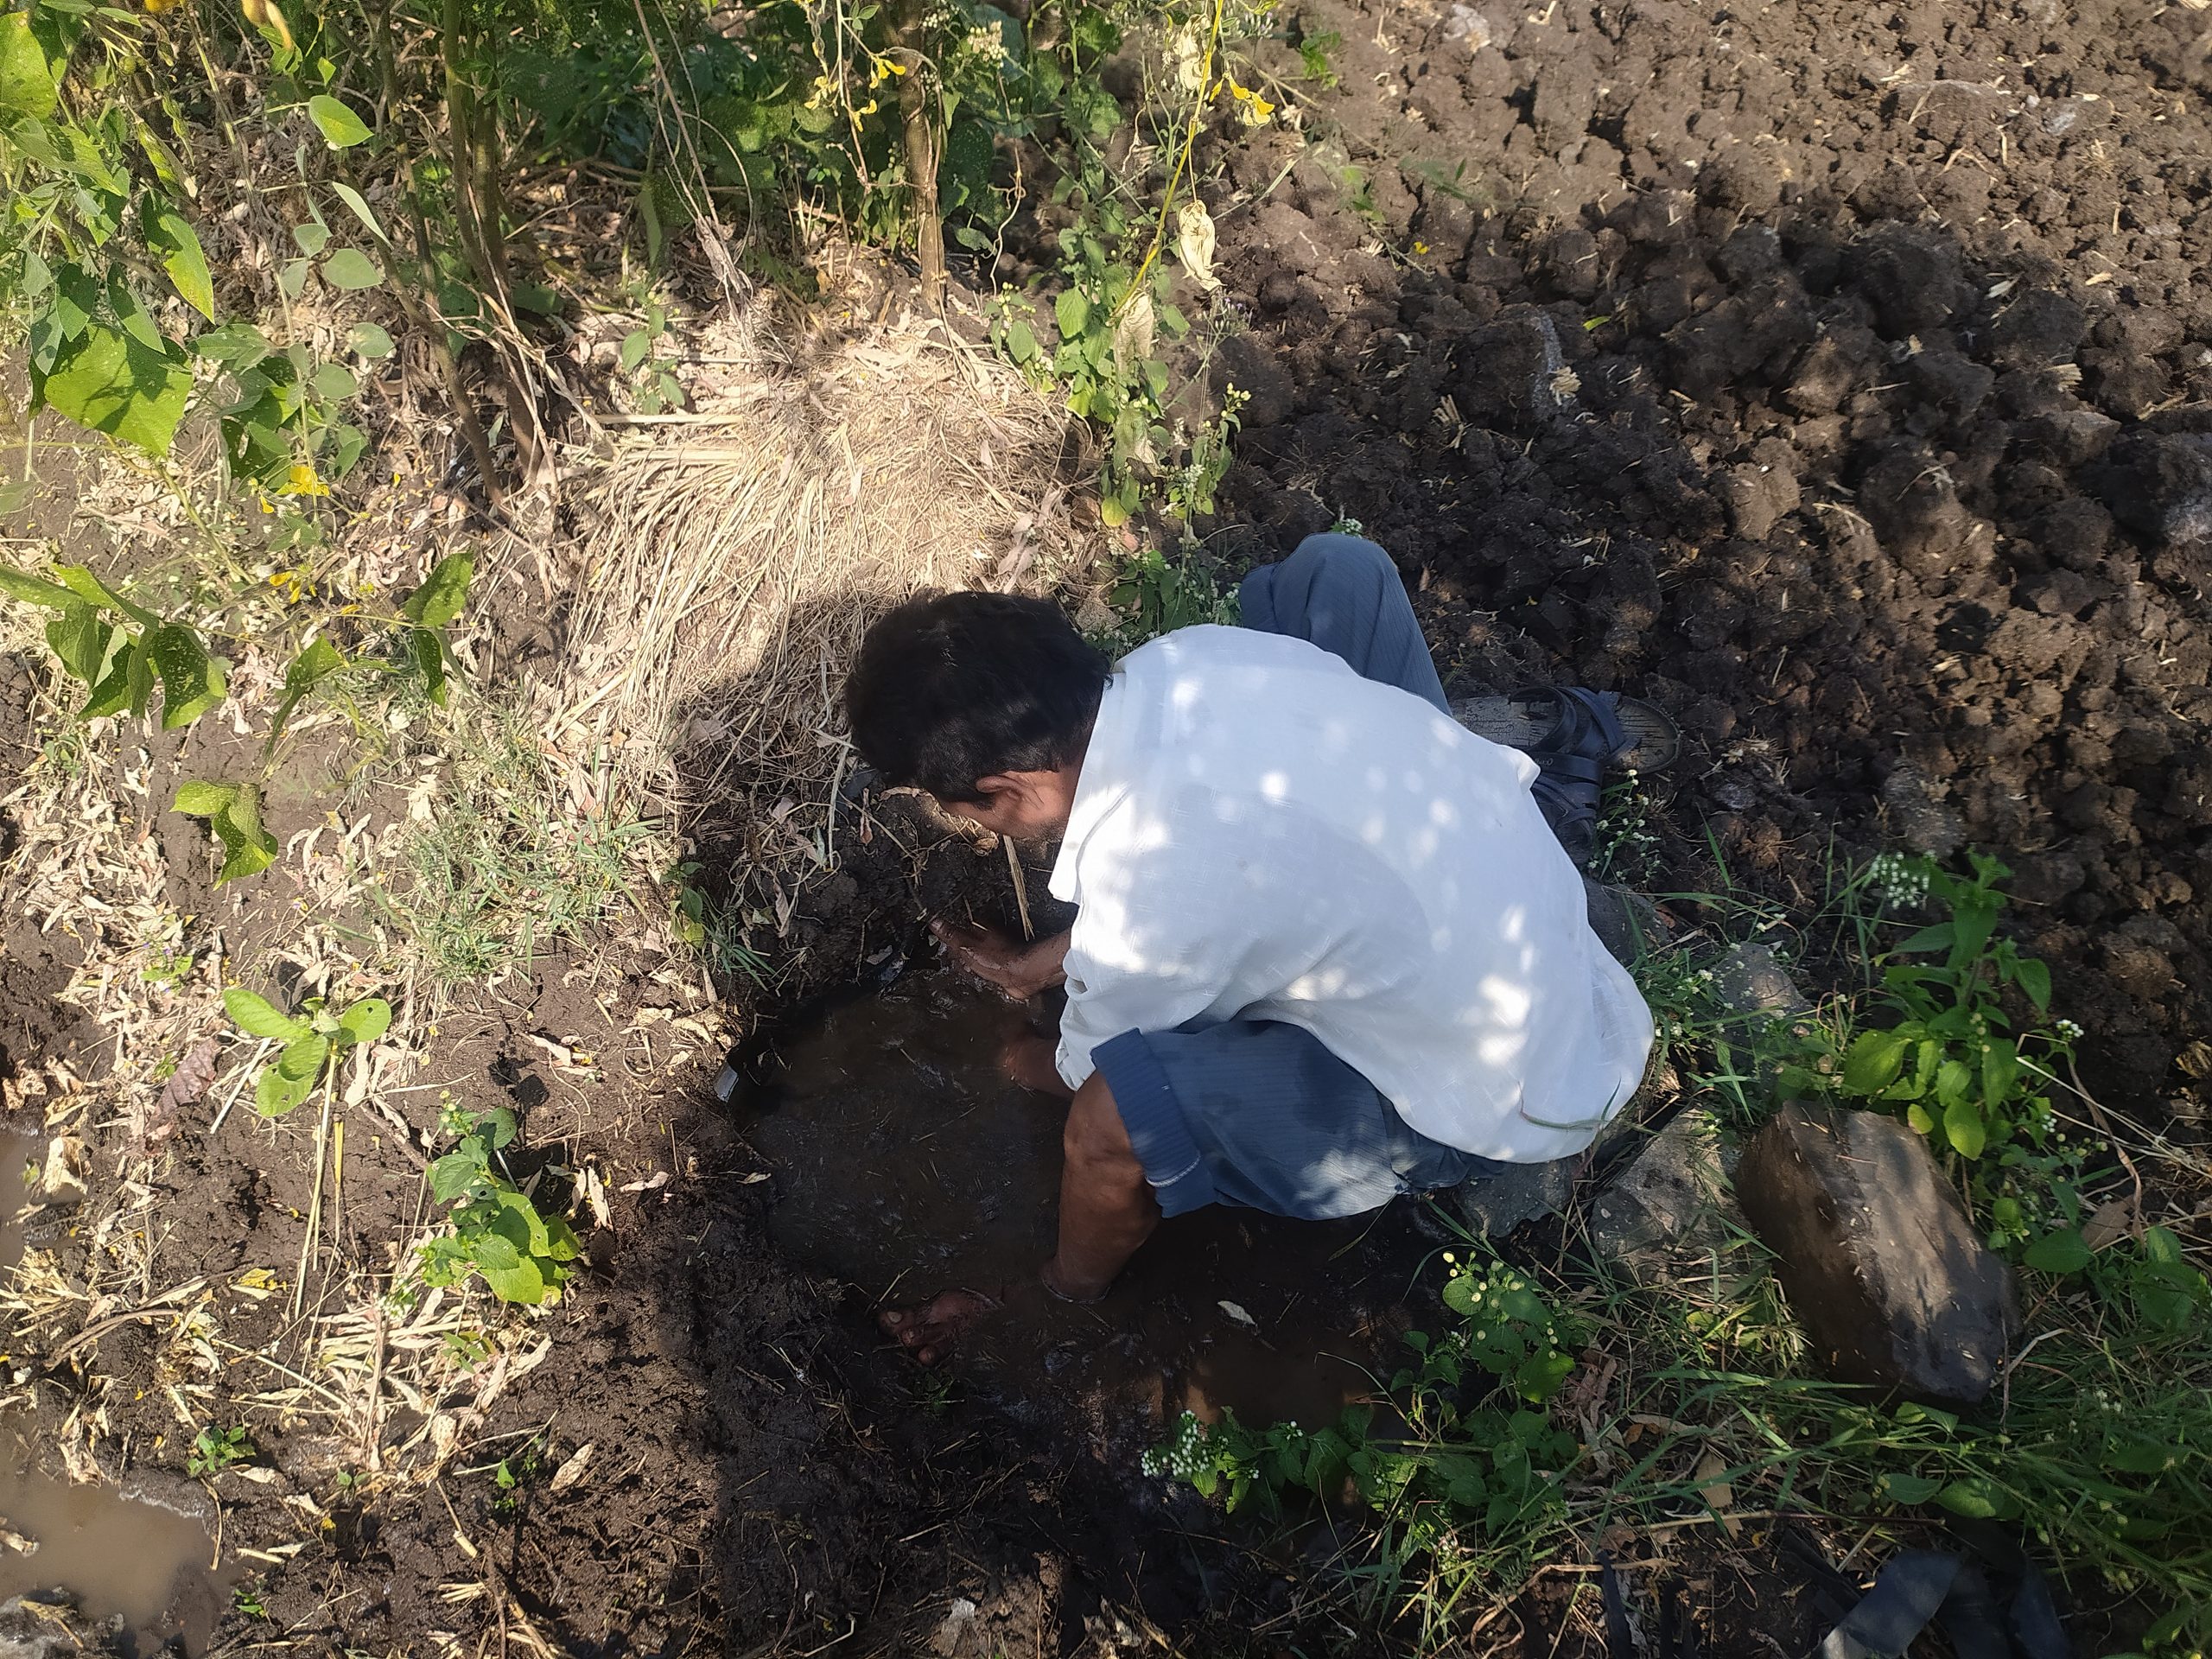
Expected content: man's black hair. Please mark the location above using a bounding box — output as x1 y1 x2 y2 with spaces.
845 592 1111 803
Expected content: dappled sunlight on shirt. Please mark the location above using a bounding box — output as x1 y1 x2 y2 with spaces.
1047 626 1653 1162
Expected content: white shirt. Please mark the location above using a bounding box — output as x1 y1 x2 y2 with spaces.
1049 626 1653 1162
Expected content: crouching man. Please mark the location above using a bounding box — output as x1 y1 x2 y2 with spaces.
842 535 1652 1361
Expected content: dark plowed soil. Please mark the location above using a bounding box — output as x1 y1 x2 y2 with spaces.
1191 0 2210 1105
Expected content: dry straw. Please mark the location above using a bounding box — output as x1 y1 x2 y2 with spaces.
545 299 1086 860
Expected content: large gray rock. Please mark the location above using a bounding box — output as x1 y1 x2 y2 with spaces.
1736 1103 2018 1406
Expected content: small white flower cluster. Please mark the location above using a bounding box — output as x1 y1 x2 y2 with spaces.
1867 852 1933 911
1142 1410 1211 1480
954 22 1005 68
2054 1018 2084 1040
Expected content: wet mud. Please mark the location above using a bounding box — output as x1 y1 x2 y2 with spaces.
0 1133 228 1653
749 974 1430 1435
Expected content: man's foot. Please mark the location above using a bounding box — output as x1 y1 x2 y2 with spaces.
877 1288 998 1366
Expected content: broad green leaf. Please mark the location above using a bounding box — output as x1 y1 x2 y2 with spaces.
1934 1058 1971 1108
79 642 135 718
493 1188 551 1255
1440 1275 1477 1316
2013 957 2051 1014
275 1033 330 1083
46 603 115 682
145 207 215 321
540 1211 582 1262
224 987 309 1043
429 1152 484 1204
285 635 346 695
195 321 274 370
173 778 277 883
1840 1029 1906 1096
292 219 332 257
175 779 241 817
1894 923 1954 955
479 1253 550 1305
307 93 371 148
32 321 192 457
147 622 226 728
53 563 159 627
1055 289 1090 340
0 567 82 609
619 329 650 372
1942 1097 1986 1160
401 551 474 628
346 321 394 359
1004 317 1038 364
0 9 63 119
268 636 345 741
320 248 384 290
408 626 447 703
125 632 155 718
215 823 276 882
255 1065 315 1116
2024 1228 2091 1274
1878 1472 1943 1504
309 361 357 401
279 257 312 301
1933 1478 2012 1520
479 1107 518 1149
337 996 391 1046
329 181 388 245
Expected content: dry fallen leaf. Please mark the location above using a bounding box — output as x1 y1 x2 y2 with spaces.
0 1517 37 1555
2082 1195 2137 1251
1217 1300 1258 1332
549 1442 594 1491
1694 1450 1741 1537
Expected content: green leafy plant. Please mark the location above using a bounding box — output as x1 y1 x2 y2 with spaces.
0 563 226 727
1779 853 2069 1163
418 1104 581 1306
186 1423 255 1477
222 986 392 1116
618 300 685 414
1091 543 1238 652
1147 1251 1579 1544
1165 385 1245 522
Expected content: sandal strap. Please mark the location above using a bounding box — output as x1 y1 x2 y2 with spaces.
1553 685 1630 764
1528 748 1606 786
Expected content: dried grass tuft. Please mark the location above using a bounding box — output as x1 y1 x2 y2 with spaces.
543 302 1091 882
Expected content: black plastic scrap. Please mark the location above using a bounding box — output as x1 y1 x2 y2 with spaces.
1812 1548 2068 1659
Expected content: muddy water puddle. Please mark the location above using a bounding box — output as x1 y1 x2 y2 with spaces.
2 1128 231 1651
747 976 1441 1437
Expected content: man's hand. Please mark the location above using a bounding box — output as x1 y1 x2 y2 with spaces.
933 919 1071 1002
1000 1030 1075 1099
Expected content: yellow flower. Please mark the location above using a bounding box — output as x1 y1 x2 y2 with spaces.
1226 78 1274 127
239 0 293 50
278 461 329 497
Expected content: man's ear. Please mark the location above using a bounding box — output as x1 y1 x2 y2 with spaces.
970 772 1023 807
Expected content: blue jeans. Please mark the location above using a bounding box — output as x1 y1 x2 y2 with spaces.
1090 535 1491 1220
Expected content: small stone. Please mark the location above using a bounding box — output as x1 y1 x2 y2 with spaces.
1588 1107 1748 1286
1735 1102 2019 1406
1707 941 1812 1018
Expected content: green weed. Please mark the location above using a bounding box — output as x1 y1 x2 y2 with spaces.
1089 544 1239 654
222 986 392 1116
373 716 650 984
187 1423 256 1478
418 1104 581 1306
